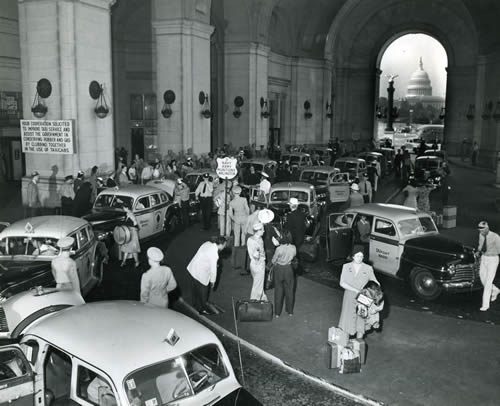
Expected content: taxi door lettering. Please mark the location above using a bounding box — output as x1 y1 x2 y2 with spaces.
136 213 150 239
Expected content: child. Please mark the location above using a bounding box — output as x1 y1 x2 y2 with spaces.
356 280 384 331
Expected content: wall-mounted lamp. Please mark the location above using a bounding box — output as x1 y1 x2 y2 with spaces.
493 100 500 122
31 78 52 118
465 104 475 120
89 81 109 119
260 97 270 119
199 91 211 119
233 96 244 118
304 100 312 119
481 100 493 120
161 90 175 118
326 101 333 119
439 106 446 120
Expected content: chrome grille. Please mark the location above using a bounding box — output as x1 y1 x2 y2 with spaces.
0 307 8 332
450 264 475 284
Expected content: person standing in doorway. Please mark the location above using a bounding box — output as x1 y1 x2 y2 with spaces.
195 173 214 230
187 236 227 315
140 247 177 308
477 221 500 311
26 171 41 217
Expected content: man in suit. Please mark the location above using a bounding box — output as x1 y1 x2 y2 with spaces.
285 197 308 273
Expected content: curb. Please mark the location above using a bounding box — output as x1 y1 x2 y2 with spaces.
176 297 384 406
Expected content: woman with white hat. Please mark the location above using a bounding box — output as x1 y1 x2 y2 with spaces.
348 183 364 208
140 247 177 308
247 222 267 301
119 206 141 268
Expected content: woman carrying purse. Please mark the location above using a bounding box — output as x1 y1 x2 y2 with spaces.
119 206 141 268
271 230 297 318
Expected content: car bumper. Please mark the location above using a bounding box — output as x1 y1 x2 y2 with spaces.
441 280 482 292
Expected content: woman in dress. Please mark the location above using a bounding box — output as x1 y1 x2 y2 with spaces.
416 179 436 212
271 230 297 318
402 179 418 208
338 249 380 339
119 206 141 268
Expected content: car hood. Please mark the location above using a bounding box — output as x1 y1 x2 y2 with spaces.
213 387 262 406
84 210 125 223
404 235 466 257
0 260 53 297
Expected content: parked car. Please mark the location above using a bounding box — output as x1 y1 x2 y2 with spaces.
0 216 105 300
239 158 277 178
424 149 448 162
413 155 450 186
326 203 480 300
84 185 182 244
299 166 350 204
147 178 199 221
0 290 262 405
333 157 367 181
280 152 313 168
357 151 388 177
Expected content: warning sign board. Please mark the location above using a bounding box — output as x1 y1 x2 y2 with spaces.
20 120 74 154
216 157 238 179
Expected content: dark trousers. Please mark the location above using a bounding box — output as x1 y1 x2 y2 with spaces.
274 264 295 315
180 200 190 227
190 275 210 312
199 197 213 229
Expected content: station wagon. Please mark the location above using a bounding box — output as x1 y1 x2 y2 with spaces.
299 166 350 204
281 152 313 168
333 157 367 181
327 204 480 300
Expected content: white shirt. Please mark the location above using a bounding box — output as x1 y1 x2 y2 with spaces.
259 179 271 195
195 180 214 198
187 242 219 286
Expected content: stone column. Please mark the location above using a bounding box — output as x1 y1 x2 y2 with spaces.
18 0 114 207
152 19 213 156
224 42 269 150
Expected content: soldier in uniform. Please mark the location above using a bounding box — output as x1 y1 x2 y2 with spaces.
229 186 249 247
195 173 214 230
51 237 81 295
140 247 177 308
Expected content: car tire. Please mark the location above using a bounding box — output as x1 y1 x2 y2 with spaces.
410 267 442 300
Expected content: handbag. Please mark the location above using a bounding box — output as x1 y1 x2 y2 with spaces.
264 264 275 291
339 347 361 374
356 293 374 319
235 294 273 322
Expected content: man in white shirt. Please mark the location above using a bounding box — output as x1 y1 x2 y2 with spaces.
477 221 500 311
195 173 214 230
187 236 227 315
259 172 271 200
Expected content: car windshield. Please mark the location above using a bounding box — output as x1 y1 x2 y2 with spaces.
300 172 329 185
270 190 309 202
94 194 133 210
397 216 437 237
416 159 439 170
283 156 300 165
124 344 229 406
335 161 357 172
0 237 60 256
240 162 263 172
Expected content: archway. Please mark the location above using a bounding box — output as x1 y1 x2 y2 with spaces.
325 0 478 154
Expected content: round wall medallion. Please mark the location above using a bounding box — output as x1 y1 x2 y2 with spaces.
234 96 244 107
199 91 207 105
304 100 311 110
37 78 52 98
89 81 102 100
164 90 176 104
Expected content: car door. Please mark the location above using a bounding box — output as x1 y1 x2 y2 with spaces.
328 172 350 203
150 193 166 236
326 213 354 261
134 195 153 239
0 346 34 406
74 227 93 291
369 218 401 276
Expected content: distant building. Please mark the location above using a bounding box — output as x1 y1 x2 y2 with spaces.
403 57 445 108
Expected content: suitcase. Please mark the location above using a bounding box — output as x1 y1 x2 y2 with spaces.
327 342 343 369
235 299 273 322
349 338 367 364
339 347 361 374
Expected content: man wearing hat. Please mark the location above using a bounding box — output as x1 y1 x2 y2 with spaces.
74 170 85 194
26 171 41 217
187 236 227 315
140 247 177 308
174 178 191 228
358 173 373 203
285 197 307 254
89 165 99 203
259 172 271 200
247 222 267 300
60 175 75 215
195 173 214 230
51 237 81 295
348 183 364 208
477 221 500 311
214 182 232 238
229 185 250 247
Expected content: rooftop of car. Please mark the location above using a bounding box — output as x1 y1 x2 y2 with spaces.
270 181 314 192
416 155 443 161
300 165 339 174
358 151 383 156
98 185 165 197
345 203 431 221
282 152 310 157
25 301 219 381
334 157 366 163
240 158 277 165
185 170 218 176
0 216 89 240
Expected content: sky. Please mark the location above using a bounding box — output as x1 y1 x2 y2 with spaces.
379 34 448 100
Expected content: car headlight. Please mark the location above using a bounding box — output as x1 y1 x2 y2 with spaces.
440 263 456 275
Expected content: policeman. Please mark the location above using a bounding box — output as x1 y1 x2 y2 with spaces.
229 186 250 247
51 237 81 294
195 173 214 230
140 247 177 308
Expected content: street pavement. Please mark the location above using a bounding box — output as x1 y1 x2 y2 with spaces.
1 156 499 405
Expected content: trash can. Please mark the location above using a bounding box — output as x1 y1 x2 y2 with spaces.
442 205 457 229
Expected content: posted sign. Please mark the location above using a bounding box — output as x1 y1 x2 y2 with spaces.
20 120 74 154
216 157 238 179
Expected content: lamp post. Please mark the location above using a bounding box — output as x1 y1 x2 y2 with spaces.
409 109 413 130
385 76 397 132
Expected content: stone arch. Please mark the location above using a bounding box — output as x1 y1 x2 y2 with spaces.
324 0 478 152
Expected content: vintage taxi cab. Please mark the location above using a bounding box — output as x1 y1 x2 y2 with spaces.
239 158 277 177
298 166 350 204
333 157 367 181
280 152 313 168
0 291 262 406
413 155 449 186
327 204 480 300
85 185 181 240
357 151 388 177
0 216 105 300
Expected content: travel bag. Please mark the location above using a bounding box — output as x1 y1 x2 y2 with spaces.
235 298 273 322
339 347 361 374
